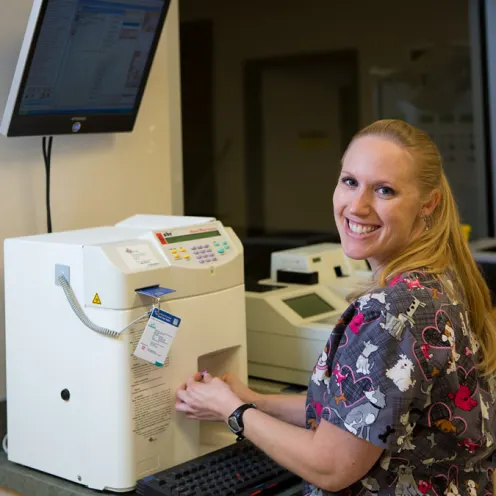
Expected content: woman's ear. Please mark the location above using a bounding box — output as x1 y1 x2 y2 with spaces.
422 189 441 217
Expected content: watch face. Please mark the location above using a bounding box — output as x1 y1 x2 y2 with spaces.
228 416 241 433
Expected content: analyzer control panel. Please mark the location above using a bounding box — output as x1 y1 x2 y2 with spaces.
153 223 237 266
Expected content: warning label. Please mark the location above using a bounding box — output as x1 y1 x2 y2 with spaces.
92 293 102 305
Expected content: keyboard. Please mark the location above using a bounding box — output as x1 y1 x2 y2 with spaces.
136 439 301 496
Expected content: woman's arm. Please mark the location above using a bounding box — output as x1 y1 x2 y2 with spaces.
220 395 382 493
254 393 307 427
222 373 307 427
177 375 382 492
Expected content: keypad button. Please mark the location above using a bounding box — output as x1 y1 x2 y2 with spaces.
212 258 217 262
196 256 202 259
180 248 187 253
192 246 197 250
225 246 230 250
222 241 227 245
171 249 178 254
199 260 205 264
217 248 225 254
184 255 190 260
174 254 181 259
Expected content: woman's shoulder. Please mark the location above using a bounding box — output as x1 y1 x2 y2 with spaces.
351 270 436 315
347 269 466 349
355 270 458 313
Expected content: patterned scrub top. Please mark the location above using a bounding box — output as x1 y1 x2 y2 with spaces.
305 271 496 496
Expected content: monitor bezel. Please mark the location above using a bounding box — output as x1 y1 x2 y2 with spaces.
1 0 171 137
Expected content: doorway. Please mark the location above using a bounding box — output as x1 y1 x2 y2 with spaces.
244 50 360 237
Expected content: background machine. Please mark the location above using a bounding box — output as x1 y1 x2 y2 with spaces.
246 281 348 386
5 215 246 492
246 243 371 386
268 242 371 297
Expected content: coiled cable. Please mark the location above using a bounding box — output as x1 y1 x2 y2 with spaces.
58 275 149 338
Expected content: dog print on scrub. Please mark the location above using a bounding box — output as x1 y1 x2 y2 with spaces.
330 386 386 442
311 344 331 386
442 320 460 374
386 355 416 392
357 291 387 311
304 270 496 496
380 296 426 341
356 340 378 375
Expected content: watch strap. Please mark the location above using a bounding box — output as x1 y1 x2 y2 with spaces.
229 403 257 440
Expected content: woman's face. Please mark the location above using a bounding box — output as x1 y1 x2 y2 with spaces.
333 136 426 272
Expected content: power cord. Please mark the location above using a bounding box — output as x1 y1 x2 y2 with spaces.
42 136 53 233
58 274 150 338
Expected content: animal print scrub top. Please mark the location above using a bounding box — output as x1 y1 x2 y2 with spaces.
305 271 496 496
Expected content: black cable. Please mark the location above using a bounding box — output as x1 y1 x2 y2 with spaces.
42 136 53 233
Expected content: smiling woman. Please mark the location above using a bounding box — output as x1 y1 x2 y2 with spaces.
176 120 496 496
334 133 439 273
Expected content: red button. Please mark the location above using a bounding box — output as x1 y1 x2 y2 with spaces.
156 233 167 245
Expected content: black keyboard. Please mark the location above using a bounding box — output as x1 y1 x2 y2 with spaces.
136 439 301 496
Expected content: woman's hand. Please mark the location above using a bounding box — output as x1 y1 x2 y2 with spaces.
220 372 261 405
175 372 243 422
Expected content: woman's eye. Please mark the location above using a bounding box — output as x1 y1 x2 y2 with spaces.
341 177 357 187
377 186 395 196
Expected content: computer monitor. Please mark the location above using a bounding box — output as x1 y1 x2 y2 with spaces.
1 0 171 137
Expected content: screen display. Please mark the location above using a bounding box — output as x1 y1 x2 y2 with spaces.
283 293 335 319
19 0 166 116
164 230 221 244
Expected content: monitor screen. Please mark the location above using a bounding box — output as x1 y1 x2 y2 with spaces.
1 0 170 136
283 293 335 319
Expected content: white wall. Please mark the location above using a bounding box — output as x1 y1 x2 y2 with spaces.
180 0 470 232
0 0 184 399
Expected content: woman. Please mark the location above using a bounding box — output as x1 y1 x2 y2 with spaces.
176 120 496 495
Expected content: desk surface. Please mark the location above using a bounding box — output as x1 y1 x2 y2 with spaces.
0 453 302 495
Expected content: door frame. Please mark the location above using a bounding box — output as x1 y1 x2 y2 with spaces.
243 50 360 235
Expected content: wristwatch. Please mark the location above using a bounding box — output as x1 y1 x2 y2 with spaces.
227 403 257 440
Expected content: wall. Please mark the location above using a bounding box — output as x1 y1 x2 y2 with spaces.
180 0 471 233
261 63 350 234
0 0 183 399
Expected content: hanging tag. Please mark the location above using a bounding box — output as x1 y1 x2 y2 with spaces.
134 308 181 366
135 286 176 298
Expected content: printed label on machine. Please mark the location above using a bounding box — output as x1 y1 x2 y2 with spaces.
117 244 160 271
134 308 181 366
130 322 173 441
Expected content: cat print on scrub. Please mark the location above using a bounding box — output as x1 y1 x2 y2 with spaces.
311 345 331 386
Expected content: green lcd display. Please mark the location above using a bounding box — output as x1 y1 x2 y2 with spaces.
164 230 221 244
283 293 335 319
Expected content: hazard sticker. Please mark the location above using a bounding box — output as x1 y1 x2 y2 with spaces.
92 293 102 305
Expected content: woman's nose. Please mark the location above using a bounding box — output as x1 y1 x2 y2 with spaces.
349 190 371 216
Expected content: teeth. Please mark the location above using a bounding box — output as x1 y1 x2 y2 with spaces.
348 220 378 234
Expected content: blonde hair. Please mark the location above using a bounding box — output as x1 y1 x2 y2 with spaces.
347 119 496 375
